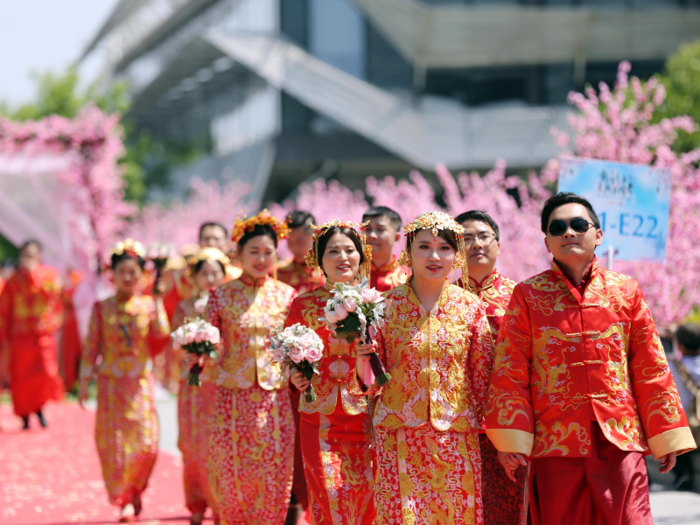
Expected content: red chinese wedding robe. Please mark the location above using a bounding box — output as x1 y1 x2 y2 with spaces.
0 265 64 416
173 294 219 518
81 294 170 506
206 274 296 525
464 270 529 525
285 286 376 525
372 283 493 525
370 256 408 292
485 258 696 524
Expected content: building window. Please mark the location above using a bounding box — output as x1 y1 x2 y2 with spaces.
309 0 366 79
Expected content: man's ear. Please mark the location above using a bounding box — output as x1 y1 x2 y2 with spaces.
394 231 401 243
544 236 551 254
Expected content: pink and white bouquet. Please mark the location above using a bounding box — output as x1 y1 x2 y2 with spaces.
321 278 391 385
270 323 324 402
147 242 177 286
171 318 221 386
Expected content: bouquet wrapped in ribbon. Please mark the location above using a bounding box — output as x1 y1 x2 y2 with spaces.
321 278 391 386
271 323 324 402
171 318 221 386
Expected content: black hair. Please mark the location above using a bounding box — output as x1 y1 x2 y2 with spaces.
194 258 226 275
286 210 316 230
362 206 402 232
676 323 700 356
199 222 228 240
111 252 146 271
541 192 601 233
238 224 278 249
454 210 500 241
20 240 42 252
316 226 366 277
406 228 459 252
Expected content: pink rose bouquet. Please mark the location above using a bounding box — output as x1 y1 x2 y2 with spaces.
147 241 176 287
321 278 391 386
171 318 221 386
271 323 324 402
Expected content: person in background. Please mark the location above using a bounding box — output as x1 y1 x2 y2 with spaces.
0 240 64 429
79 239 170 523
277 210 324 295
486 192 696 525
173 248 229 525
455 210 528 525
669 323 700 491
276 210 322 524
205 211 296 525
362 206 408 292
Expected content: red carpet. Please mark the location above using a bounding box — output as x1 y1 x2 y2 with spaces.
0 401 194 525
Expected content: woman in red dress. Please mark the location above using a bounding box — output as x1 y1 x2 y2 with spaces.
205 211 297 525
287 220 376 525
173 248 229 525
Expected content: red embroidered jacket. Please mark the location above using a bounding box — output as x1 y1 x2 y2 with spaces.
485 257 695 460
370 256 409 292
276 259 324 295
464 270 516 336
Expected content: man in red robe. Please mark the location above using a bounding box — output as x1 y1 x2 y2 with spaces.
486 193 696 525
277 211 324 295
362 206 408 292
456 210 527 525
0 241 64 429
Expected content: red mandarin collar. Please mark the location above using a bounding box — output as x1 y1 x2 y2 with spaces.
372 255 399 274
552 256 597 294
239 273 270 288
468 269 500 293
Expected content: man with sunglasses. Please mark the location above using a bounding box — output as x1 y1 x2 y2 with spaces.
485 192 695 525
456 210 528 525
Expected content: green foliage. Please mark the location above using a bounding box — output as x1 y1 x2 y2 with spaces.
656 40 700 153
0 233 19 263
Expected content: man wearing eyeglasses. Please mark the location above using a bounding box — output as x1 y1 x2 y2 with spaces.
456 210 528 525
485 192 695 525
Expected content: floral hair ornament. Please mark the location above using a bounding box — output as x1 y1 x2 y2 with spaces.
110 238 146 259
188 247 230 274
230 209 290 244
305 219 372 282
398 211 469 281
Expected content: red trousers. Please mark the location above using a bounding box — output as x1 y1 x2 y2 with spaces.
531 423 652 525
289 391 309 509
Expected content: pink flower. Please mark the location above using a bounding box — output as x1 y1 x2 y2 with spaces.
361 288 382 303
325 309 339 324
305 347 322 362
290 346 306 364
343 297 358 312
334 304 348 321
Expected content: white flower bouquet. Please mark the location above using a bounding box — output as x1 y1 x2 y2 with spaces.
321 278 391 385
171 318 221 386
271 323 324 402
147 241 176 286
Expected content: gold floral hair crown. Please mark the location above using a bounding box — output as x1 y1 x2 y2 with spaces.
305 219 372 281
230 209 290 244
398 211 468 280
110 238 145 259
188 247 230 271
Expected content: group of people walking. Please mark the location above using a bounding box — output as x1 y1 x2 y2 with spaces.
1 191 697 525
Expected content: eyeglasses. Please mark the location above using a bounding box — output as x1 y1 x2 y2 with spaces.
547 218 594 237
463 233 496 246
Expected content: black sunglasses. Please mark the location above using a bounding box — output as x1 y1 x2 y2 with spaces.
548 217 594 237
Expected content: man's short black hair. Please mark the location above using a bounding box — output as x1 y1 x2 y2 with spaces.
362 206 402 232
199 222 228 239
20 240 42 252
541 192 601 233
676 323 700 356
286 210 316 229
454 210 500 241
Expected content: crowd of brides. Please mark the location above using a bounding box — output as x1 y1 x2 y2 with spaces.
2 191 696 525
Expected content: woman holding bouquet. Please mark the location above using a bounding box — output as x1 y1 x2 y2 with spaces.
287 220 376 525
357 211 494 525
205 210 297 525
173 247 228 525
78 239 170 522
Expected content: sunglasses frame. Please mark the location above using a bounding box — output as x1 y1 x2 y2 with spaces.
548 217 594 237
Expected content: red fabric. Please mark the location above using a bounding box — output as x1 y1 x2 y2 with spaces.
0 266 64 416
289 391 309 509
276 259 324 295
369 256 409 292
486 256 690 458
59 271 83 391
530 423 653 525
